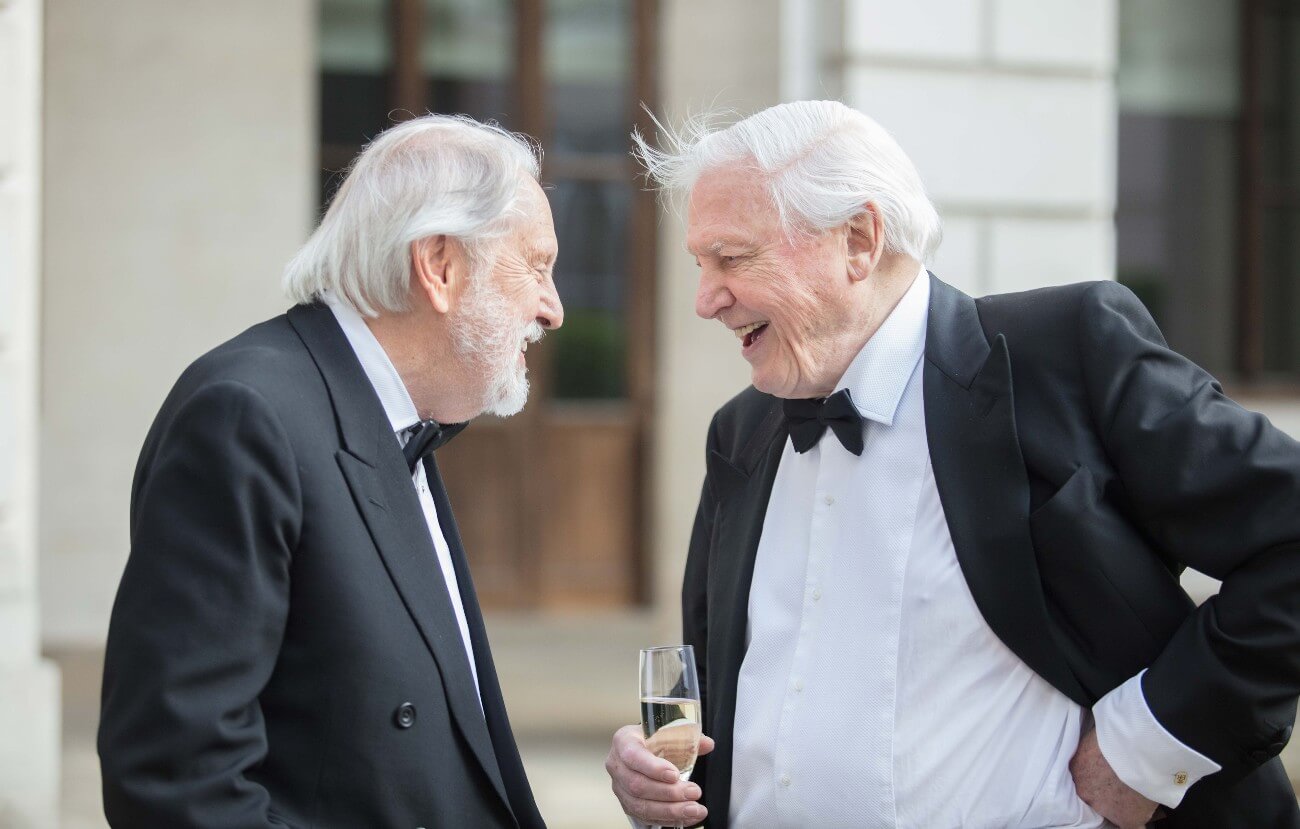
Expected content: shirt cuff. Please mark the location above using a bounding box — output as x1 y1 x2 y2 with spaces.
1092 669 1221 808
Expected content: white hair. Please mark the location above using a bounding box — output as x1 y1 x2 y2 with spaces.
283 114 542 316
632 100 942 262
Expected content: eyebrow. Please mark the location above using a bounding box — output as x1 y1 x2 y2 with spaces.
685 237 754 256
526 243 558 264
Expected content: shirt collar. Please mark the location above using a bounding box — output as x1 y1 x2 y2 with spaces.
834 265 930 426
323 291 421 435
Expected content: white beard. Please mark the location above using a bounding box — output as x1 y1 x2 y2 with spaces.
452 275 544 418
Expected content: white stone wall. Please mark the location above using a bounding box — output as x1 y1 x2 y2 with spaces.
0 0 62 824
40 0 316 645
652 0 783 637
840 0 1118 296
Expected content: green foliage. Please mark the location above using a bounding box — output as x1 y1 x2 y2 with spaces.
553 309 626 399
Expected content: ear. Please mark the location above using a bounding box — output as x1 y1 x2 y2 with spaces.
410 235 463 315
846 202 885 283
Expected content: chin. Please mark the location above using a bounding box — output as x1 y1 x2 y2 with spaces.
751 369 804 400
750 370 785 398
481 366 531 418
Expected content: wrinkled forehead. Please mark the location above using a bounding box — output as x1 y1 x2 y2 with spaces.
514 179 557 245
685 167 779 254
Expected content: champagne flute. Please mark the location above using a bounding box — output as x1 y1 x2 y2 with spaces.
640 645 702 829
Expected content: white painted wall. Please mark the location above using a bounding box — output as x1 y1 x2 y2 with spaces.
0 0 62 824
40 0 316 644
841 0 1118 296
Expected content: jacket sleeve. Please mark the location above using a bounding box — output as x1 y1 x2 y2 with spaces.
99 379 302 827
1078 280 1300 779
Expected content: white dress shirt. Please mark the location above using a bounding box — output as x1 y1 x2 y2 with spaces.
726 269 1217 828
326 293 482 707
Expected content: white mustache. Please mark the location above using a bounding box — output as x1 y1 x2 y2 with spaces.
522 322 545 345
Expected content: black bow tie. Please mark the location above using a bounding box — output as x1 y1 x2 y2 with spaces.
400 419 468 473
782 388 865 456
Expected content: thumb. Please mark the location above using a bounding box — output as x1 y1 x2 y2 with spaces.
698 734 716 756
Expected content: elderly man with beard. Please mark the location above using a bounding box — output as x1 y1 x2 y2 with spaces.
606 100 1300 829
99 114 561 828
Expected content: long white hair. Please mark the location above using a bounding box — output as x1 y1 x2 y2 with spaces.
283 114 541 316
632 100 941 262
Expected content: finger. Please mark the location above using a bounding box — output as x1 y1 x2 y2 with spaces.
698 734 716 756
619 792 708 826
617 737 682 784
614 771 701 805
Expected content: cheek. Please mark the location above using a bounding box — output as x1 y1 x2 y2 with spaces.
767 279 828 339
489 269 538 315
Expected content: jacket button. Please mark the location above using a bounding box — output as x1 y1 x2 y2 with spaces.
394 702 417 729
1248 747 1274 764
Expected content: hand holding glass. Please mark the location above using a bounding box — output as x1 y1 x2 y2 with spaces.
639 645 702 783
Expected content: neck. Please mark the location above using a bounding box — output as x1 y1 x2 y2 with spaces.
365 311 480 424
857 254 921 345
810 255 921 396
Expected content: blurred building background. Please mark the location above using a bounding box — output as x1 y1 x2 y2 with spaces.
1 0 1298 826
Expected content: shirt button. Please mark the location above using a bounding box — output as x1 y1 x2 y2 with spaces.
780 774 792 787
793 679 804 692
823 494 835 506
811 588 822 601
1174 771 1188 786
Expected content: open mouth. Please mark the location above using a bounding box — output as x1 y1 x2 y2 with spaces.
734 321 769 349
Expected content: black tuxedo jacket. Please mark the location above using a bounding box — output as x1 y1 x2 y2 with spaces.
99 304 545 828
684 276 1300 827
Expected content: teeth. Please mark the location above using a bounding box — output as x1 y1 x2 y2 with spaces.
734 321 767 339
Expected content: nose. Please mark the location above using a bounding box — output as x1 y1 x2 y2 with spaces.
537 273 564 330
695 265 734 320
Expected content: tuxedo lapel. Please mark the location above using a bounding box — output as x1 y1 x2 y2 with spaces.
286 304 512 813
425 457 540 829
922 277 1087 705
702 402 786 827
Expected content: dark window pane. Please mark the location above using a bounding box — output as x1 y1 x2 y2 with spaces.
545 0 630 155
1116 113 1238 377
423 0 513 124
320 0 392 207
320 0 392 144
1116 0 1239 378
542 0 634 400
548 179 631 399
1260 6 1300 193
1258 6 1300 374
1261 207 1300 374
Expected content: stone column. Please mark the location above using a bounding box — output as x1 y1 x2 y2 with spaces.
652 0 783 639
0 0 62 825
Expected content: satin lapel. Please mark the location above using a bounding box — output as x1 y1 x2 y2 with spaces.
286 304 511 808
703 403 786 829
424 457 534 828
922 277 1087 705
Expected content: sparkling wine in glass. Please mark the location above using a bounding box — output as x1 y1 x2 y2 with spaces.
639 645 702 786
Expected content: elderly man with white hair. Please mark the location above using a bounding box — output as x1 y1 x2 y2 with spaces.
607 100 1300 828
99 114 561 828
